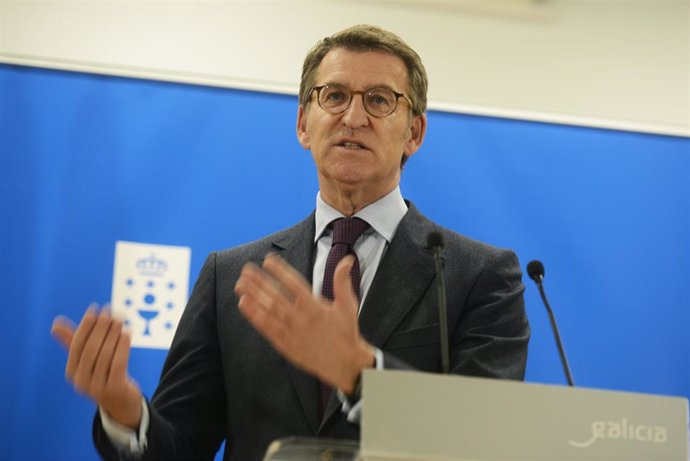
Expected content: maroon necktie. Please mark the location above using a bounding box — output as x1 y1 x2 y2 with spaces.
319 217 369 419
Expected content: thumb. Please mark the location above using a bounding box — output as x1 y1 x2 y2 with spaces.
332 255 358 313
51 316 76 350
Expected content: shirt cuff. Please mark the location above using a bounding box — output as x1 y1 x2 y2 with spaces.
337 347 384 423
99 398 149 456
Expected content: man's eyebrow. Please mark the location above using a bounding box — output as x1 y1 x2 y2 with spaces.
320 81 401 91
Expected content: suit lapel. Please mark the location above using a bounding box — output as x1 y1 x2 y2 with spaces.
270 213 321 434
359 204 438 347
320 204 439 426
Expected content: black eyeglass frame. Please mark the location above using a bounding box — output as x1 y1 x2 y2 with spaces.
309 84 413 118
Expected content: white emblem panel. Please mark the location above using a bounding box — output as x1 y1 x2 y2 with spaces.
111 241 191 349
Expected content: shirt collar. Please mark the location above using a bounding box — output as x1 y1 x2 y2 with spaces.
314 186 408 243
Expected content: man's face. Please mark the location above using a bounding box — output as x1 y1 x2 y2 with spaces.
297 48 426 203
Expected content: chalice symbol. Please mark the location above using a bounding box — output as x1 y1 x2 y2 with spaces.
138 293 159 336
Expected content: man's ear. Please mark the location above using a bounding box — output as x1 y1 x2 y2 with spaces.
403 113 427 159
296 105 311 149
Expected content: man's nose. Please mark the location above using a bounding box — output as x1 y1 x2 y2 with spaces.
341 94 370 129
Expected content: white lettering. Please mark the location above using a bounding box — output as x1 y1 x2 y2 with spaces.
568 421 604 448
654 427 668 443
608 421 622 439
622 418 629 439
568 419 669 449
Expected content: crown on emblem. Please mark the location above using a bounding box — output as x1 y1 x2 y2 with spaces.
136 253 168 276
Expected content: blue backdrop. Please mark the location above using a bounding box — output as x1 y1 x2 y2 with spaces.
1 64 688 460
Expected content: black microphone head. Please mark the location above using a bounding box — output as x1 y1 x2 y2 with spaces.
527 260 545 283
427 231 444 251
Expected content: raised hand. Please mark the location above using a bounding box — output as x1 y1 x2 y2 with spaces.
51 304 143 429
234 254 374 394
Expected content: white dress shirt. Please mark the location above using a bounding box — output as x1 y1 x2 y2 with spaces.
312 186 408 307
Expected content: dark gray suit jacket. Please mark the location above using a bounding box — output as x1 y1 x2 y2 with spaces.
94 202 530 461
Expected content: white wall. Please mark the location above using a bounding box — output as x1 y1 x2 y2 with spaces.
1 0 688 136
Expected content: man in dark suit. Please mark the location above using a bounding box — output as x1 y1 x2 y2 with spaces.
52 24 529 460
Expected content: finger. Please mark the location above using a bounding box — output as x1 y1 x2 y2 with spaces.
51 316 76 350
262 254 314 304
73 308 114 393
333 255 358 313
238 294 290 351
252 260 298 304
108 329 131 386
237 284 291 331
65 304 99 379
236 264 292 321
90 320 124 400
237 264 281 301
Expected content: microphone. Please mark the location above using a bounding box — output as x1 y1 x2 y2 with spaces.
526 260 545 284
527 260 575 386
427 231 450 374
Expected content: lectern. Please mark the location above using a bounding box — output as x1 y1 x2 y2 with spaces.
264 370 689 461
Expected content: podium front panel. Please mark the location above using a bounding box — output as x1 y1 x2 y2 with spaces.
361 370 688 461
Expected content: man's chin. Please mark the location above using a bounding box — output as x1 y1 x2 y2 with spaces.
326 170 398 191
331 173 370 187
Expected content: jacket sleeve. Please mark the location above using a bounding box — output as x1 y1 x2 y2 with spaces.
93 253 227 461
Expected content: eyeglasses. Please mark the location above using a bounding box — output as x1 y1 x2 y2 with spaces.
310 83 412 118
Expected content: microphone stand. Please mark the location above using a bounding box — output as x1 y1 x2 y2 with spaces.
534 275 575 387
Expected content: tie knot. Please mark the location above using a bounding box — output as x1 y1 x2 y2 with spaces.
331 217 369 246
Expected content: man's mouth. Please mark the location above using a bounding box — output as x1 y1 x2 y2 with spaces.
340 141 366 150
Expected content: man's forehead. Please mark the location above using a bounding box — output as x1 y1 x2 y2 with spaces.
315 48 409 90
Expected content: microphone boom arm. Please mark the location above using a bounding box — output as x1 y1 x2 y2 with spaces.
536 277 575 386
432 249 450 374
